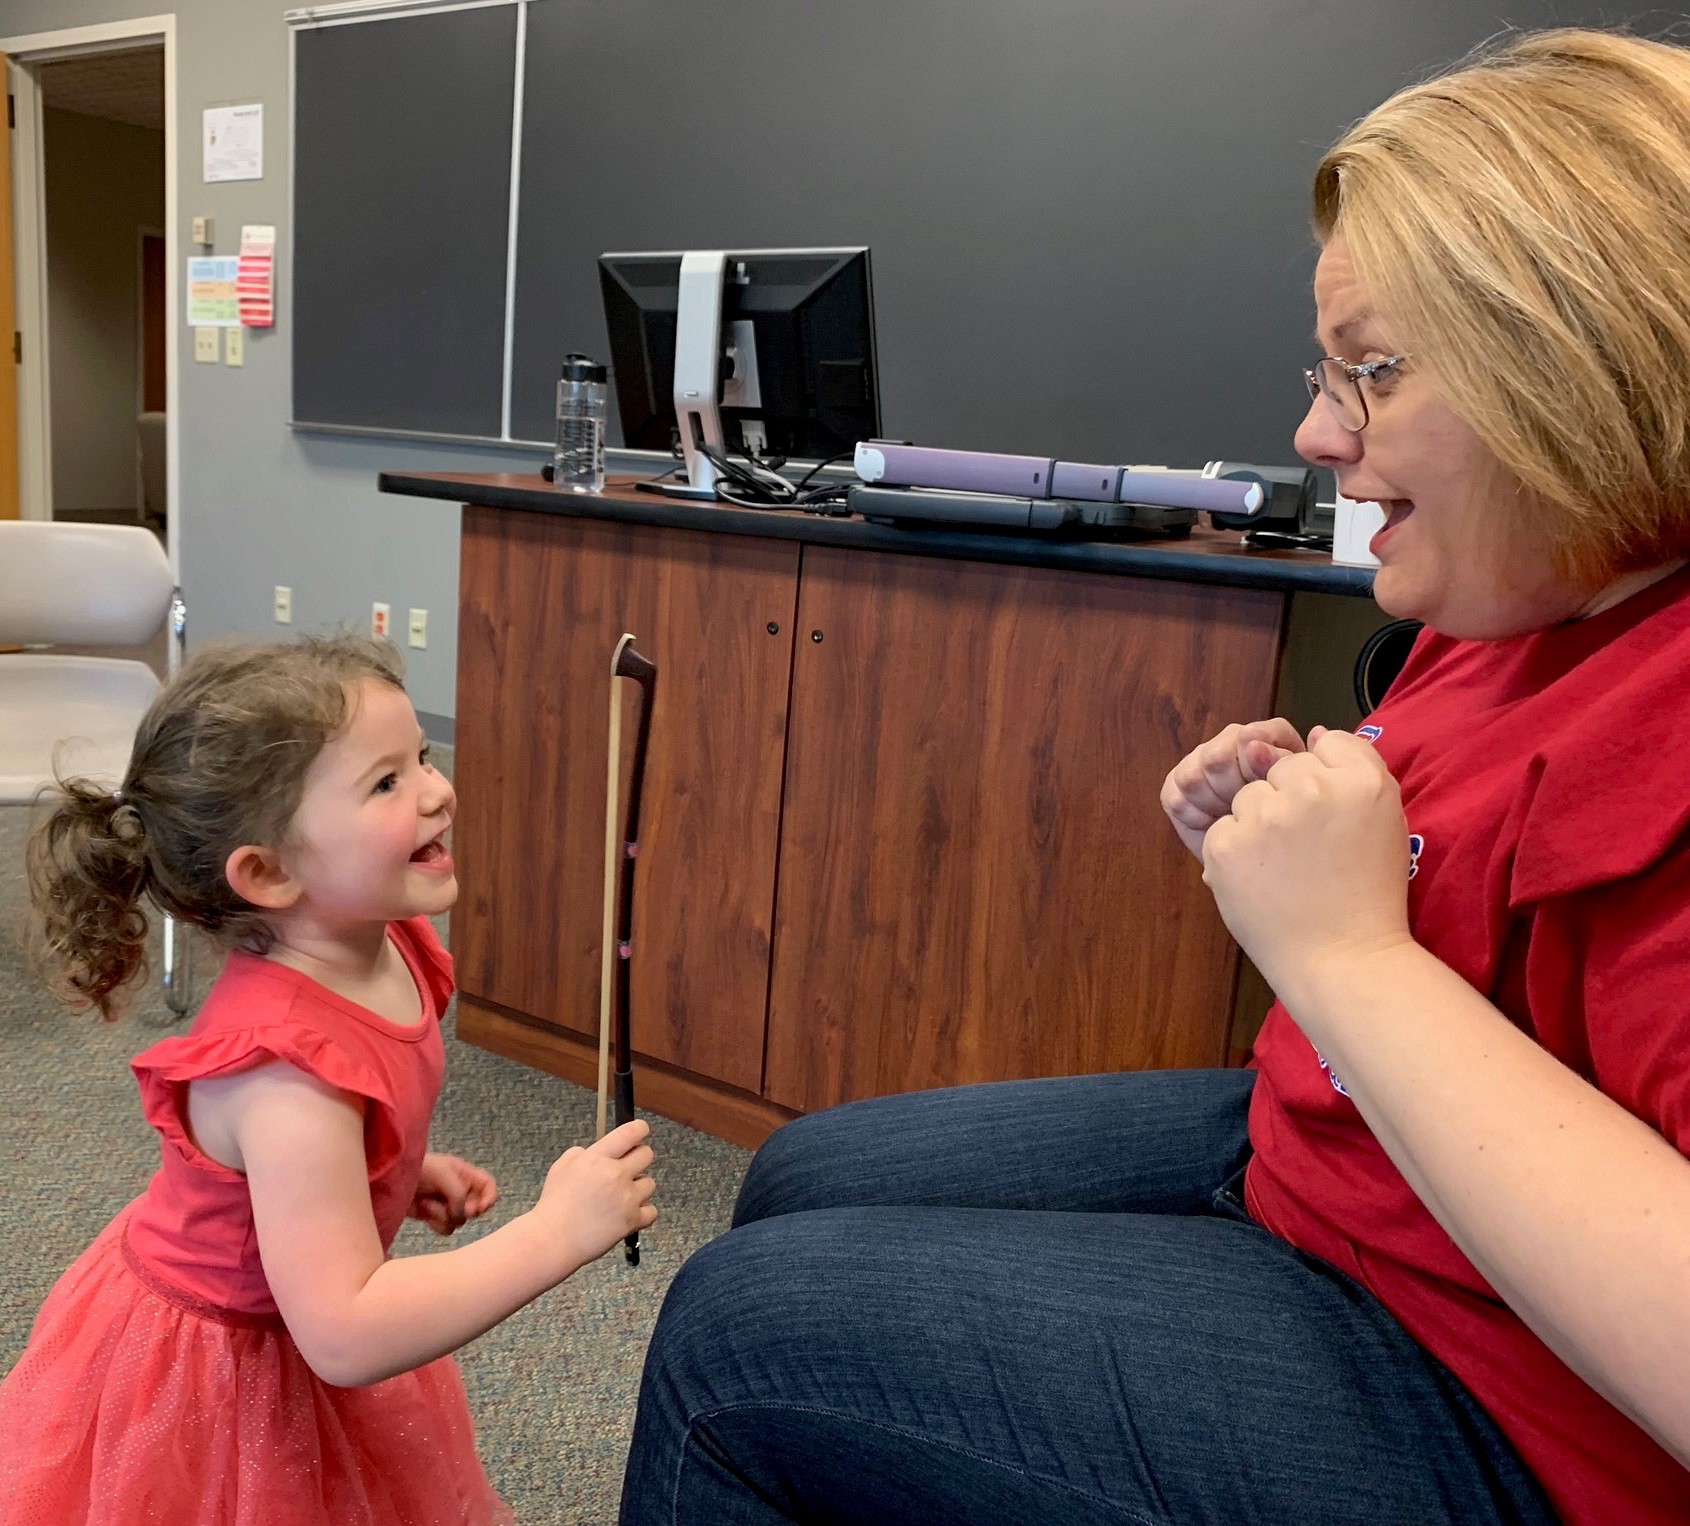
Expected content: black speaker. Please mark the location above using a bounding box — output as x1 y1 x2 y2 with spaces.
1206 462 1320 533
1354 619 1422 716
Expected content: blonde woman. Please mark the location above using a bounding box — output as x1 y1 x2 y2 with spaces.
620 29 1690 1526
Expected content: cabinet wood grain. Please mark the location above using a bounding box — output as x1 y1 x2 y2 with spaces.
763 546 1283 1112
453 506 798 1092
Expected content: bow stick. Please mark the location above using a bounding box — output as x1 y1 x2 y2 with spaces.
596 632 658 1266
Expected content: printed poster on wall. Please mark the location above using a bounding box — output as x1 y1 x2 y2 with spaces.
187 257 239 326
204 104 262 182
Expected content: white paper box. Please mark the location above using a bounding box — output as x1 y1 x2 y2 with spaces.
1332 493 1386 567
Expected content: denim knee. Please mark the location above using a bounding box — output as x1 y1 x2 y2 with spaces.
644 1228 738 1378
732 1110 836 1227
640 1217 811 1408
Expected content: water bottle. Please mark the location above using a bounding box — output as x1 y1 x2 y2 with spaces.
553 353 608 493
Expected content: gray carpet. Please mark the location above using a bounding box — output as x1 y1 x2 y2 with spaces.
0 743 752 1524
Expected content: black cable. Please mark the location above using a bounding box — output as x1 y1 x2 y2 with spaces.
630 459 688 495
541 434 827 504
695 443 864 512
697 443 799 509
793 450 856 492
794 481 853 514
1243 528 1333 552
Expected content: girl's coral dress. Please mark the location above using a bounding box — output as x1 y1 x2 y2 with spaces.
0 917 512 1525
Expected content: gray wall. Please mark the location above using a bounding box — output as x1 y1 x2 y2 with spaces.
1 0 537 729
44 107 163 514
0 1 1664 728
3 0 1429 728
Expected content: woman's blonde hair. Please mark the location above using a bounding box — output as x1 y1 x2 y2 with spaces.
26 633 406 1019
1314 27 1690 581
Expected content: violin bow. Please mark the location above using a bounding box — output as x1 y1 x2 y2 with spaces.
596 632 658 1266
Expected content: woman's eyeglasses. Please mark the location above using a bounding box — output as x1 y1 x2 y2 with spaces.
1303 354 1408 432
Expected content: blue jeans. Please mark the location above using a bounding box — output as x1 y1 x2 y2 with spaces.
620 1070 1555 1525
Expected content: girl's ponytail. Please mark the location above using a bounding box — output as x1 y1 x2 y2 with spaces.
23 632 407 1022
26 779 154 1020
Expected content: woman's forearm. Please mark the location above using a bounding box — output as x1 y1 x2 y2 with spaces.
1284 940 1690 1465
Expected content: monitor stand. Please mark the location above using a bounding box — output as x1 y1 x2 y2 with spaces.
670 251 729 500
650 477 720 501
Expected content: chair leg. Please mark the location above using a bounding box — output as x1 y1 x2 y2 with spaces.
160 592 192 1018
162 913 192 1017
169 588 187 677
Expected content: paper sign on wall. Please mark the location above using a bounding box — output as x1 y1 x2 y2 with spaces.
238 225 276 328
204 104 262 182
187 257 239 326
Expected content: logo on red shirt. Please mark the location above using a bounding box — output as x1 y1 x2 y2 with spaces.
1317 1051 1351 1097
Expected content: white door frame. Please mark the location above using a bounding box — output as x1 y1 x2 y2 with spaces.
1 16 178 581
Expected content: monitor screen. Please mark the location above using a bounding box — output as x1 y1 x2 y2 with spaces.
598 247 880 461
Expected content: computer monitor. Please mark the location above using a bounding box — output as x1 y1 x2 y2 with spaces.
598 247 880 499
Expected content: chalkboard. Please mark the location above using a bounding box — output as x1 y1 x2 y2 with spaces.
292 5 517 436
295 0 1655 464
509 0 1598 465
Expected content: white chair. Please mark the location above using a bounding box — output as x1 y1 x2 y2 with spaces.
0 520 192 1014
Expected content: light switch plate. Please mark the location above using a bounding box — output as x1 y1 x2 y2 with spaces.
192 215 214 246
407 608 428 649
225 326 244 367
193 327 218 363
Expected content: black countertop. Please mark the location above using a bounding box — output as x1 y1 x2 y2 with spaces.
379 471 1378 599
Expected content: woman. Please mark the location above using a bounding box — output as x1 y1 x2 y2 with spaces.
619 29 1690 1524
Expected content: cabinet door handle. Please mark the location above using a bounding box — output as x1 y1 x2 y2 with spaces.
811 629 824 643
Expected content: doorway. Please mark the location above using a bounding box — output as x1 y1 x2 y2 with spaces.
1 17 179 580
39 48 166 533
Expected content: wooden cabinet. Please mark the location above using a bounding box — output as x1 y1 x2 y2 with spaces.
443 487 1303 1148
453 506 798 1097
764 547 1282 1112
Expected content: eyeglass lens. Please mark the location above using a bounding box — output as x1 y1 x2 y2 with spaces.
1311 358 1367 431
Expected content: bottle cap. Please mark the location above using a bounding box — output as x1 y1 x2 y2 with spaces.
560 353 607 383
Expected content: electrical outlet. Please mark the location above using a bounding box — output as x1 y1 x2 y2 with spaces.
224 326 244 367
193 327 218 363
371 602 391 639
273 585 292 624
407 608 428 649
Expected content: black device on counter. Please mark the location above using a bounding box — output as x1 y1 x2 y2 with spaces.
847 484 1194 537
1207 462 1328 549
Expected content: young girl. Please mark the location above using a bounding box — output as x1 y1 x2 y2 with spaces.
0 633 657 1525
